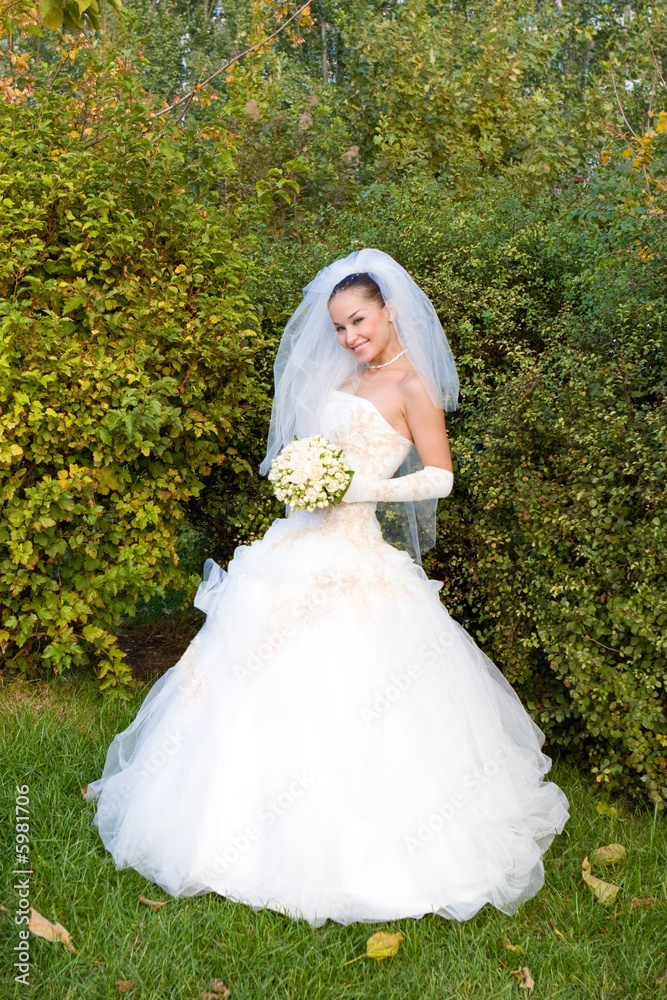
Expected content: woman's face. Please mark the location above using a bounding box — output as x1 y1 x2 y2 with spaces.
328 289 394 366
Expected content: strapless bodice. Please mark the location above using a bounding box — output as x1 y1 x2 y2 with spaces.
320 391 414 479
278 391 415 547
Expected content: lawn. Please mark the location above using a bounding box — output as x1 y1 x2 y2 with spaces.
1 674 665 1000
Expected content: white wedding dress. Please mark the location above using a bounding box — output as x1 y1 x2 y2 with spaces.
86 390 570 927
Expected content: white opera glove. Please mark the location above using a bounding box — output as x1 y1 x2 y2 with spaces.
341 466 454 504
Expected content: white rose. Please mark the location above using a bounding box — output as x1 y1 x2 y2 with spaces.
291 468 308 486
305 458 324 482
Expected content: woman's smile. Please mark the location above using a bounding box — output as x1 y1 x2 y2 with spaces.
351 338 369 353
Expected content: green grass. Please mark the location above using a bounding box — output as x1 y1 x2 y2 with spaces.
1 675 666 1000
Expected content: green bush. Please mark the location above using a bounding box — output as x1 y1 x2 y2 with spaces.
0 59 266 691
250 177 667 805
435 339 667 807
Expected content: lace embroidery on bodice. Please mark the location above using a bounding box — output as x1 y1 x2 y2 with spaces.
273 392 416 554
322 391 414 478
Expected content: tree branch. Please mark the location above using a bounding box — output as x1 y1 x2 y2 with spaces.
648 41 667 92
609 60 639 140
141 0 160 36
152 1 311 119
0 0 29 14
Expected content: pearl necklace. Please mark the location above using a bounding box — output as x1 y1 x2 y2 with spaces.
367 349 406 370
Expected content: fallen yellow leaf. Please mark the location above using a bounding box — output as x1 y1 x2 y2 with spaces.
139 894 168 911
503 936 523 952
80 785 88 798
366 931 405 961
115 981 136 994
510 966 535 992
582 856 621 906
343 930 405 966
0 904 10 917
28 908 77 953
591 843 626 866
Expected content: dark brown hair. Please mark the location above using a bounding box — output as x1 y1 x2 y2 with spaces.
329 272 384 308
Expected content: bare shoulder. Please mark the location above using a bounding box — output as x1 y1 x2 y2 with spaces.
399 371 442 416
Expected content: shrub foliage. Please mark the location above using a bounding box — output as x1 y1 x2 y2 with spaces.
0 65 265 690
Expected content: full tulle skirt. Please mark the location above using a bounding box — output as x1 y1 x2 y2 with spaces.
86 503 569 928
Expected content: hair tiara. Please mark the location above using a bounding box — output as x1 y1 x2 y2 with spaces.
328 272 367 298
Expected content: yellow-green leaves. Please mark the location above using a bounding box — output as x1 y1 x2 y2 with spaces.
582 857 621 906
596 802 622 819
37 0 124 33
344 931 405 965
366 931 405 961
0 83 267 691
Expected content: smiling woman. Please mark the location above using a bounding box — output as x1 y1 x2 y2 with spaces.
85 249 569 929
328 273 453 471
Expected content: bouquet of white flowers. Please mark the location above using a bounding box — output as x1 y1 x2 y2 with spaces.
268 435 354 512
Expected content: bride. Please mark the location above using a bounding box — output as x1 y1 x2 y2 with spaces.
85 249 569 928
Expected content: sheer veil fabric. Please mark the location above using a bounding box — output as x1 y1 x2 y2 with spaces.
259 249 459 563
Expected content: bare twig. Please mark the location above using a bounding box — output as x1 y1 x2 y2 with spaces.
647 65 656 131
177 90 196 123
177 65 204 123
141 0 160 35
609 60 639 140
0 0 28 14
585 634 623 656
648 41 667 92
47 56 66 91
83 130 111 149
152 1 311 119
